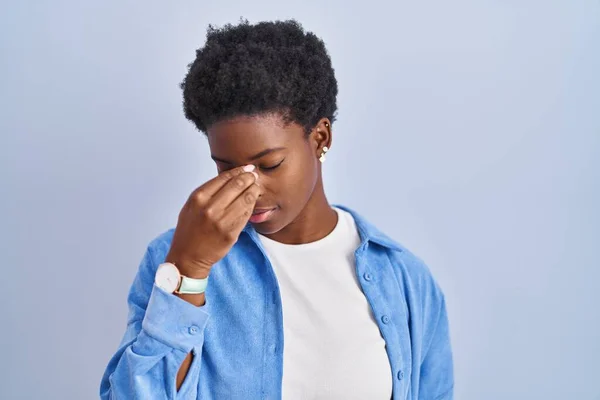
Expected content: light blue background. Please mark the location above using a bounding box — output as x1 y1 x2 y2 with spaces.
1 1 598 399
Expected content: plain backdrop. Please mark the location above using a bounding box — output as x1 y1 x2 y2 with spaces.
1 1 598 399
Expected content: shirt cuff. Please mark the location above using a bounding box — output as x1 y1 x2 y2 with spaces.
141 283 210 352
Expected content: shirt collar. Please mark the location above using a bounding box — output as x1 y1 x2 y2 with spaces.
333 204 403 252
242 204 403 253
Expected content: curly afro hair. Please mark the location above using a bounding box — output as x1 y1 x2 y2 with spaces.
180 19 338 135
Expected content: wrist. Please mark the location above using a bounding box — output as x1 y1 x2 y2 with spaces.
165 255 212 279
178 266 211 279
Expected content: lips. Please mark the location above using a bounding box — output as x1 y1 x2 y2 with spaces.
249 207 277 223
252 207 276 215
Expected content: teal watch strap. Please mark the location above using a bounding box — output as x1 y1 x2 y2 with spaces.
176 275 209 294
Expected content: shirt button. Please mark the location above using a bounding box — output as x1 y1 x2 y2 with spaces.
270 344 276 354
188 325 199 335
381 315 390 324
363 272 372 281
397 370 404 380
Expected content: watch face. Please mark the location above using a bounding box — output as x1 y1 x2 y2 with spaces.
155 263 180 293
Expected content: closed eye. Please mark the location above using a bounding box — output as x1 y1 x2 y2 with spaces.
261 159 285 171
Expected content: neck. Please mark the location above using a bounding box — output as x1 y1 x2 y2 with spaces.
262 177 338 245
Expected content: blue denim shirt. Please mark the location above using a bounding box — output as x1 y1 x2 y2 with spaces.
100 204 454 399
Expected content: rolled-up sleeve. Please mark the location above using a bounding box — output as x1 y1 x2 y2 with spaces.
99 244 210 400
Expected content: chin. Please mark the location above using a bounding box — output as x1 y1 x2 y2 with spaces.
251 220 281 235
252 211 291 235
248 206 280 233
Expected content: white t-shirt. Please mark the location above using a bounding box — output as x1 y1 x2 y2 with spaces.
258 206 393 400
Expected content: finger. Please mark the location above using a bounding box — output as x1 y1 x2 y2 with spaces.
190 164 257 203
220 183 262 231
208 170 259 210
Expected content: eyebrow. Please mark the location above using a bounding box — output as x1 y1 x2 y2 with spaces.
211 147 287 164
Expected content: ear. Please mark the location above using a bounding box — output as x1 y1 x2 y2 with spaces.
310 118 332 156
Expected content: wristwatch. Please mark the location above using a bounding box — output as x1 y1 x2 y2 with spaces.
155 262 209 294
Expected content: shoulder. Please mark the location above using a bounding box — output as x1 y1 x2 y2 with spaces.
136 228 176 278
146 228 175 256
339 204 442 293
341 203 445 301
124 228 177 313
381 242 448 344
390 249 445 323
389 244 442 294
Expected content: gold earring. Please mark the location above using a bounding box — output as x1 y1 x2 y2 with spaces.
319 146 329 163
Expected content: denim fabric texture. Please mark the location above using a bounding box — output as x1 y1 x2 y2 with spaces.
100 204 454 399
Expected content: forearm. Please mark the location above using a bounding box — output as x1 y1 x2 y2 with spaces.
101 284 210 399
173 293 205 391
172 263 209 390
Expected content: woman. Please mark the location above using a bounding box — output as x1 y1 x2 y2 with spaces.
100 19 453 400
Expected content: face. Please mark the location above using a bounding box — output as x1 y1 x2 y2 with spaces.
206 113 329 235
